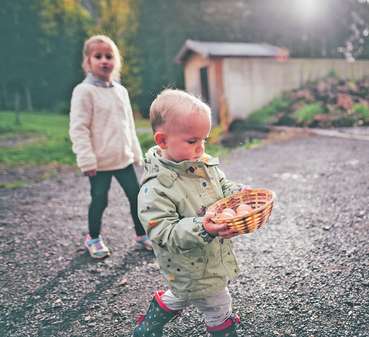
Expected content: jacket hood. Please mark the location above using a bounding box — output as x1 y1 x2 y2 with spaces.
141 146 219 186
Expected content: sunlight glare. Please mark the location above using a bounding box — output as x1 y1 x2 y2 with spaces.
297 0 318 19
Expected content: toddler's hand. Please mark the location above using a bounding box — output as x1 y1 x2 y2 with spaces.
217 227 239 239
203 211 239 239
84 169 97 177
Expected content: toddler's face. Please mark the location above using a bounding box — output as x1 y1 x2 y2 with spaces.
87 42 115 82
161 111 211 162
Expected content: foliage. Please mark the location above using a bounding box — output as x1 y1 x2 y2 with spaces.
86 0 141 100
241 75 369 128
135 0 369 114
293 103 325 124
245 98 291 125
134 117 151 129
0 0 89 113
208 126 224 144
353 103 369 120
0 0 43 110
137 132 155 154
38 0 89 109
2 0 369 116
0 0 140 114
205 143 230 158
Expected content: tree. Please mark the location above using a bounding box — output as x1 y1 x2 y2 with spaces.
83 0 142 105
0 0 89 113
37 0 90 111
0 0 42 113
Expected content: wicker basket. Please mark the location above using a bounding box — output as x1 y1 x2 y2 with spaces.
207 188 275 234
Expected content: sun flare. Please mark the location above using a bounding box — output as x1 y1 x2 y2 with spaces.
298 0 318 18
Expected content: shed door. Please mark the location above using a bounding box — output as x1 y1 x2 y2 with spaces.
200 66 210 103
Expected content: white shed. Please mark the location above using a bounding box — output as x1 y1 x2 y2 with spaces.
175 39 288 128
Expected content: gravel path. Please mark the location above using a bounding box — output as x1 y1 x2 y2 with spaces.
1 133 368 337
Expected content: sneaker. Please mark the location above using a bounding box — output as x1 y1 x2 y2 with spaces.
84 234 111 258
135 235 153 251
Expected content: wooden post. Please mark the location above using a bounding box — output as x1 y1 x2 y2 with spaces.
14 91 21 125
25 86 33 112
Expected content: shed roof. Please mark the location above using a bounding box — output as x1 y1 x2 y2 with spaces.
175 39 288 63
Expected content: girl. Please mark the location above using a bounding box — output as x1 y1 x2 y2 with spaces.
69 35 152 258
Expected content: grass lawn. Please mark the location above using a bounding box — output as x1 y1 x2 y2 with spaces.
0 111 229 187
0 111 75 167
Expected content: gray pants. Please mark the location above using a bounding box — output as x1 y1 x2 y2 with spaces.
161 287 232 327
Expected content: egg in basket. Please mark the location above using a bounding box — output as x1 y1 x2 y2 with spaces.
207 188 275 234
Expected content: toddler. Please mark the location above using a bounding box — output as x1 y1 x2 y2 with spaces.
133 89 245 336
69 35 152 258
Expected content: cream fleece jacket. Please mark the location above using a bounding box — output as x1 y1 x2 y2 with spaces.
69 81 143 172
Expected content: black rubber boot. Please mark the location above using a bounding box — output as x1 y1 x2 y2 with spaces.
132 291 180 337
207 314 240 337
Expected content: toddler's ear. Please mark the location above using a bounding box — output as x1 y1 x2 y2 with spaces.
154 131 167 149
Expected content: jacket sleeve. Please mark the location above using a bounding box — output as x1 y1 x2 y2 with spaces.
216 167 243 197
69 85 97 172
123 88 143 166
138 182 209 254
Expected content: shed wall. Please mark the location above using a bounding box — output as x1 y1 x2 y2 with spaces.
222 58 369 119
183 54 222 122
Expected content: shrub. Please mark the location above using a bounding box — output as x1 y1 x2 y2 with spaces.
293 103 325 125
353 104 369 121
331 116 356 127
137 132 155 153
208 125 223 144
245 97 291 125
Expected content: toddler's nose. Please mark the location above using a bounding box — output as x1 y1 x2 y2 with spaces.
196 142 205 154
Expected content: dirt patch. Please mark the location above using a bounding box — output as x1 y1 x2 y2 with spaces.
0 163 77 188
262 126 313 144
0 133 46 148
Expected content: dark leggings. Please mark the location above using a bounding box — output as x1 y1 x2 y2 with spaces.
88 164 146 238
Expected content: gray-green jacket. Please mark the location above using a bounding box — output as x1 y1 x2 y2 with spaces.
138 146 243 299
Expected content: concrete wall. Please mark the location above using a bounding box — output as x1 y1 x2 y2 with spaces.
222 58 369 119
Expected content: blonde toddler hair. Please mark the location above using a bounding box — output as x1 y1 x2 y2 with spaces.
149 89 211 132
82 35 122 81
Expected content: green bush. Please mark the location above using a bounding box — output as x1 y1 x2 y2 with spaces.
353 104 369 121
246 97 291 125
205 143 230 158
331 116 356 127
137 132 155 153
293 103 325 124
208 125 224 144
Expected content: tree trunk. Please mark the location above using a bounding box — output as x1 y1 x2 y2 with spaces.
1 83 7 110
14 91 21 125
25 86 33 111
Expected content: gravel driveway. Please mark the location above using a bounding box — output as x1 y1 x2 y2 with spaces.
1 133 368 337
